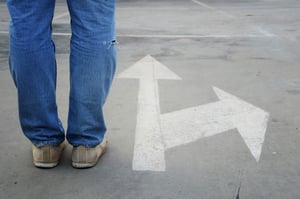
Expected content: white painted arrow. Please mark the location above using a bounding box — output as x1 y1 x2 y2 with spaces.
118 55 269 171
117 55 181 171
161 87 270 162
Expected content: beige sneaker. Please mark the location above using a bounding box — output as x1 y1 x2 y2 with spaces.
72 138 108 168
32 141 66 168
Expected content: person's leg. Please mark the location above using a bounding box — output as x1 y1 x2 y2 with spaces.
66 0 117 147
6 0 65 147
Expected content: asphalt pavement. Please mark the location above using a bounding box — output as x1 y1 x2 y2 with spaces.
0 0 300 198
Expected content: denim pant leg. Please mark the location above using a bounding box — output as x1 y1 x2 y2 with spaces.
6 0 65 147
66 0 117 147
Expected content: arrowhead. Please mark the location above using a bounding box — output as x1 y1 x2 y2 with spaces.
213 87 270 162
117 55 182 80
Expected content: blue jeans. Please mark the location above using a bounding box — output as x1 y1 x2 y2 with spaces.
6 0 117 147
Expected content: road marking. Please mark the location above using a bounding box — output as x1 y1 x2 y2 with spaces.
118 55 270 171
191 0 215 10
0 3 277 39
0 31 276 38
0 31 72 36
191 0 235 18
52 32 71 36
53 12 69 21
0 31 8 34
256 27 277 37
161 87 269 162
116 34 275 38
190 0 277 37
117 55 181 171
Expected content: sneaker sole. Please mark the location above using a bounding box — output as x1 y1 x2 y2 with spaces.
72 162 97 168
72 146 107 169
34 162 59 168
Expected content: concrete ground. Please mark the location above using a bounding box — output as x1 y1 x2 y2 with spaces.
0 0 300 198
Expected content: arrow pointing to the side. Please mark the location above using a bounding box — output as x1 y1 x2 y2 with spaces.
118 55 270 171
117 55 181 171
161 87 270 162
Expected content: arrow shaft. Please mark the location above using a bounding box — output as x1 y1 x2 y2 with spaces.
117 55 181 171
132 77 166 171
118 56 268 168
161 101 236 149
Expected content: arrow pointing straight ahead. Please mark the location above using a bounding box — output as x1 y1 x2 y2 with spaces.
117 55 181 171
118 55 270 171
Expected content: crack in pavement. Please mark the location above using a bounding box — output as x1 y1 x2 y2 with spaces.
234 168 245 199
